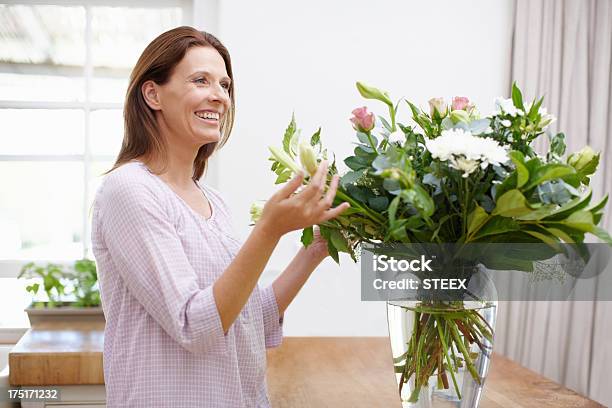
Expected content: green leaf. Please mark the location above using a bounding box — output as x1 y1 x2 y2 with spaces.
26 283 40 295
559 211 595 232
467 205 489 236
509 151 529 188
406 100 421 118
282 113 297 155
388 196 400 225
528 96 544 121
330 229 350 253
356 81 393 107
344 156 369 171
301 226 314 247
511 81 525 111
492 189 532 217
401 185 434 217
339 169 366 187
515 203 558 221
480 254 534 272
368 196 389 212
541 188 592 221
274 170 292 184
549 132 566 157
310 127 321 147
494 173 517 200
327 239 340 263
524 163 575 190
472 216 520 240
585 194 608 214
523 229 561 249
545 227 575 243
379 116 393 132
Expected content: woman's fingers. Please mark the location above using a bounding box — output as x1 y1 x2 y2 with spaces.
320 202 351 222
297 160 328 201
273 172 304 200
319 174 340 209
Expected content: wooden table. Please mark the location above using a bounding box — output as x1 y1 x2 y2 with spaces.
9 322 603 407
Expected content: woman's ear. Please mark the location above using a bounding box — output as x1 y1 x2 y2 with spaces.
142 80 162 111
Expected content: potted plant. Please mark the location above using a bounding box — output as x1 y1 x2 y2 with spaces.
18 259 104 326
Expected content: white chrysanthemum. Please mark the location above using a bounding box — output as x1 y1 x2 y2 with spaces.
494 97 522 117
425 129 509 176
450 157 479 178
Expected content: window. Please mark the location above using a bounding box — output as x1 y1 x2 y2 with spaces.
0 1 189 332
0 2 186 265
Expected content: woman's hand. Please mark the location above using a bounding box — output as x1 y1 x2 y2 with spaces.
258 160 350 239
303 226 329 259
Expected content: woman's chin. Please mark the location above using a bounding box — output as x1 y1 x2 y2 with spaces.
194 131 220 145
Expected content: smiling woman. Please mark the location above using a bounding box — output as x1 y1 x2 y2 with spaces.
91 26 349 407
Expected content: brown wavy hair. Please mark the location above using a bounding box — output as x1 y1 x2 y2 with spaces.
104 26 235 181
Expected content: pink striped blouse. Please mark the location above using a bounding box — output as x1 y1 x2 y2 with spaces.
91 161 283 407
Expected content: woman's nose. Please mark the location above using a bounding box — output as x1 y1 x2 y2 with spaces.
208 84 230 105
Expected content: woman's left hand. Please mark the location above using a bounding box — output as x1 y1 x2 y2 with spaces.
303 226 328 260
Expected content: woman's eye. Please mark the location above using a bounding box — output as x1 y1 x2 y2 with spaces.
221 83 230 90
194 78 206 84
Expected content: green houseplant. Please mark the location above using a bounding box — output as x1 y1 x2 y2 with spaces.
18 259 103 326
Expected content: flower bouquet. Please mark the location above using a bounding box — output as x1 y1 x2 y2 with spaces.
257 82 611 406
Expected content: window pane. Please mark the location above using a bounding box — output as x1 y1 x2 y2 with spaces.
90 109 123 156
0 109 84 155
0 73 85 102
0 162 84 260
0 278 30 328
91 76 128 104
91 7 182 70
0 5 85 66
0 5 86 102
90 7 182 103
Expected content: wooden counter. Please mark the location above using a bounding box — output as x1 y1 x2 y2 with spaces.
9 321 104 386
8 322 604 407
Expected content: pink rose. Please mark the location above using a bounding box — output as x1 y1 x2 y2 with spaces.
350 106 375 132
452 96 470 111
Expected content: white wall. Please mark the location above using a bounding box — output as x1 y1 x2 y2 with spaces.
204 0 514 335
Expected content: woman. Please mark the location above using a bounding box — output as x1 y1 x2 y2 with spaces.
91 26 349 407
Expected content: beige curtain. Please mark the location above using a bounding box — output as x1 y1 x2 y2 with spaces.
496 0 612 406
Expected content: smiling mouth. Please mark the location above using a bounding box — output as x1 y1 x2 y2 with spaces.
194 112 221 126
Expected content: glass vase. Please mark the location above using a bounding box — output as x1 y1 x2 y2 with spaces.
386 300 497 408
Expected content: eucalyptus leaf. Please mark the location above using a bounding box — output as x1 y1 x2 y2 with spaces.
383 178 402 194
340 169 366 187
468 119 490 135
368 196 390 212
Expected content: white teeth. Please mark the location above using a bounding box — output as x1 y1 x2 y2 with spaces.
195 111 220 120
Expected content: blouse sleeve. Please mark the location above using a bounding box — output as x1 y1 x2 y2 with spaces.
98 175 229 355
259 284 284 348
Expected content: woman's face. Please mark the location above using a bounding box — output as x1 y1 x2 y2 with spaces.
149 46 231 148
